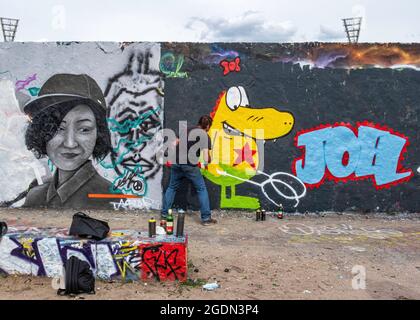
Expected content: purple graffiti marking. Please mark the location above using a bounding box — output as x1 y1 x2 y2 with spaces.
15 74 37 92
204 44 239 64
9 238 46 276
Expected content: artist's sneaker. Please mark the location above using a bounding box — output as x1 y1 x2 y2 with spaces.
201 218 217 226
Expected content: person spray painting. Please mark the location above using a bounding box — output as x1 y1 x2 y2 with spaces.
161 115 217 226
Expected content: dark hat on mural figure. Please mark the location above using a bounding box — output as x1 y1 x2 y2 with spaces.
23 73 107 117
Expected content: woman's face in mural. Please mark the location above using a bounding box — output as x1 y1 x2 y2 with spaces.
46 104 97 171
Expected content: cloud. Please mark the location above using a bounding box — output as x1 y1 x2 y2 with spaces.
318 25 345 41
186 11 297 42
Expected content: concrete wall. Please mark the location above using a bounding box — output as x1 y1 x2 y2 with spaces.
0 42 163 210
0 42 419 213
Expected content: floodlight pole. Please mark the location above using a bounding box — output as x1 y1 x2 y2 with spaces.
0 17 19 42
342 17 362 44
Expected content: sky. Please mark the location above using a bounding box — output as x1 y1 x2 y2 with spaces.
0 0 419 43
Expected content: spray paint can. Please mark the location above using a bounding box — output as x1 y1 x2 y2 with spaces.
160 218 167 231
166 209 174 235
261 209 266 221
148 217 156 237
176 211 185 237
277 204 284 219
256 209 261 221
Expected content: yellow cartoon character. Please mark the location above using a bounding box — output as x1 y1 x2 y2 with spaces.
202 86 294 209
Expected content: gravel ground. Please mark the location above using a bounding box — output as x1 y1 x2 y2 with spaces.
0 208 419 300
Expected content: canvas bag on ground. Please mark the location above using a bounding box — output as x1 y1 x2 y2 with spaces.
69 212 110 240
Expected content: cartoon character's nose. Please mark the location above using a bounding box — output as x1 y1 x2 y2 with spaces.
247 116 293 125
247 115 265 123
244 109 294 139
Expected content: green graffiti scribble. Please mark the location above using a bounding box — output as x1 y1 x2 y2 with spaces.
28 87 40 96
100 105 161 169
100 135 151 169
112 137 138 154
107 106 161 134
47 159 55 172
160 52 188 78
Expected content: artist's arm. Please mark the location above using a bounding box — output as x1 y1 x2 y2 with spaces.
163 135 179 166
173 138 180 148
200 135 222 176
202 148 211 164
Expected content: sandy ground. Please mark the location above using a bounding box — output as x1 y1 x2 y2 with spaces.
0 208 419 300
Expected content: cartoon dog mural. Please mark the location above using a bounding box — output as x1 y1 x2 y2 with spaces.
202 86 295 209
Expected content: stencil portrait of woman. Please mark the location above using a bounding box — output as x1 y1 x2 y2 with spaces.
22 73 116 209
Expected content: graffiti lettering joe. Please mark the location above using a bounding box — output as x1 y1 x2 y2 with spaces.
293 122 413 188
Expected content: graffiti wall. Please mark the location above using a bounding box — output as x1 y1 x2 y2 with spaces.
0 226 187 282
0 42 419 213
162 43 419 213
0 42 164 210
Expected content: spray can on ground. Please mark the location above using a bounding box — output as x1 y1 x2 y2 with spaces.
256 209 261 221
176 211 185 237
261 209 266 221
160 217 167 231
277 204 284 219
166 209 174 235
148 217 156 237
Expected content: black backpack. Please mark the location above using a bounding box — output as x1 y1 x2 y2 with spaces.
58 256 95 295
69 212 110 241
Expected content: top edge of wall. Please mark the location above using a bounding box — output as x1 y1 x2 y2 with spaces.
1 41 420 45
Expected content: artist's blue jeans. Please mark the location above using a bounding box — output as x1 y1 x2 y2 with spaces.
162 164 211 221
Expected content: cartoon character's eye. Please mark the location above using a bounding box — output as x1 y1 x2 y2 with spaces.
226 87 241 111
238 86 249 107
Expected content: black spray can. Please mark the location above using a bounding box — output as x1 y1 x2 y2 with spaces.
261 209 266 221
256 209 261 221
148 217 156 237
176 212 185 237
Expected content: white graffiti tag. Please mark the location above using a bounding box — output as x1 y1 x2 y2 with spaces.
110 197 161 210
278 223 403 239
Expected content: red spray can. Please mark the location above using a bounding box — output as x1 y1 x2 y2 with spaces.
277 204 284 219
